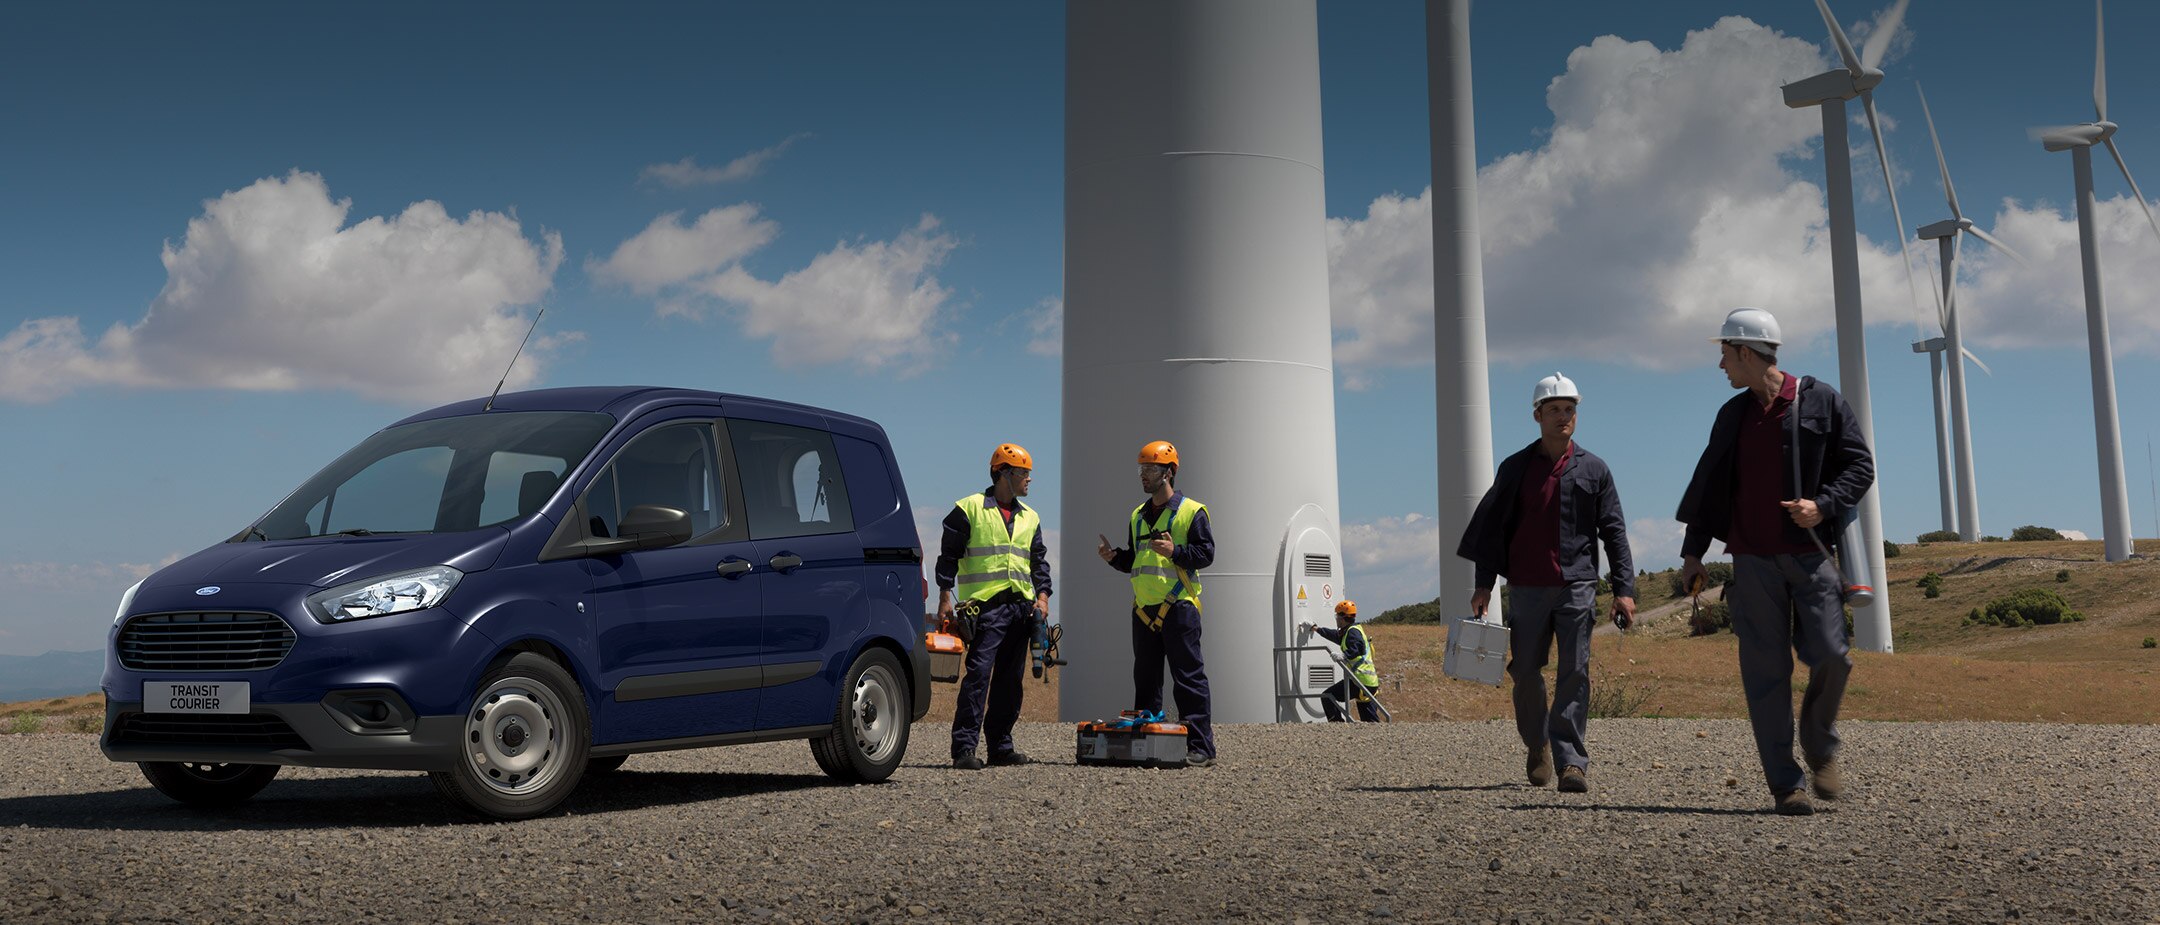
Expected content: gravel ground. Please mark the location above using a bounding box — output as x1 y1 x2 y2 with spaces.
4 720 2156 924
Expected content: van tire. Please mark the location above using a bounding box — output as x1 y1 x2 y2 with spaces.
810 647 910 783
429 652 589 819
139 761 279 806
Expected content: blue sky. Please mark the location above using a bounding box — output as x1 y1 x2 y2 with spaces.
5 1 2158 657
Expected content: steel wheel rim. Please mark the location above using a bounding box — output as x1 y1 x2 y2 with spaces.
851 664 901 763
463 677 567 795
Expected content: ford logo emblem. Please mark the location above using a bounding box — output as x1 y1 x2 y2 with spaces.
195 586 221 596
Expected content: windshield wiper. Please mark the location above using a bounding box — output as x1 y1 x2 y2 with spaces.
245 527 268 542
333 528 376 537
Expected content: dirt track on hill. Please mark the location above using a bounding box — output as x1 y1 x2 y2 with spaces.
4 721 2157 924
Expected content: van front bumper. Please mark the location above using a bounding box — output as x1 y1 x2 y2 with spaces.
100 696 465 772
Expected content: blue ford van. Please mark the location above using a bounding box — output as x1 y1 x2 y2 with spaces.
101 387 929 818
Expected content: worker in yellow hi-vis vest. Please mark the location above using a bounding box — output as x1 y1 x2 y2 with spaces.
1095 440 1216 766
1302 600 1380 722
936 443 1052 771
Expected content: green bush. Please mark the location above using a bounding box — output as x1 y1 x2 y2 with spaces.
1371 599 1444 625
2145 637 2158 649
1916 529 1959 543
1883 540 1902 559
1687 599 1731 635
2010 525 2066 542
66 713 100 734
1963 588 2085 627
1668 561 1734 597
6 713 38 735
1917 572 1945 599
1982 535 2004 543
2055 569 2071 583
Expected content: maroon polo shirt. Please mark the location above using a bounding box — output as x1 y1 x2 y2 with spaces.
1728 373 1816 556
1505 442 1570 586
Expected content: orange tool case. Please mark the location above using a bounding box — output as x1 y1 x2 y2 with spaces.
1075 711 1189 767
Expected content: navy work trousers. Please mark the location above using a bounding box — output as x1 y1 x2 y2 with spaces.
1131 601 1214 758
1506 581 1597 771
1728 553 1852 794
1321 678 1380 723
951 600 1032 760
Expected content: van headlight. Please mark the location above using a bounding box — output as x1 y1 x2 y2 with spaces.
112 579 144 626
305 566 463 624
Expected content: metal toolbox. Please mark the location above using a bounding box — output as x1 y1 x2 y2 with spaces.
1442 615 1509 686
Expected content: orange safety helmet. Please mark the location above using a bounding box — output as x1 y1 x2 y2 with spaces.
991 443 1033 473
1334 600 1357 618
1138 440 1179 467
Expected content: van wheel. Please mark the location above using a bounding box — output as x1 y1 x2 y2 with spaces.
586 755 628 774
139 761 278 806
809 648 910 783
428 652 589 819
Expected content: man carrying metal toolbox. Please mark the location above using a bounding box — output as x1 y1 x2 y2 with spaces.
1676 308 1874 817
936 443 1053 771
1095 440 1217 767
1456 372 1636 794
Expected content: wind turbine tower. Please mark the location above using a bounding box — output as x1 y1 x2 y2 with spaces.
1914 84 2022 543
1909 336 1954 535
1779 0 1920 653
2036 0 2160 562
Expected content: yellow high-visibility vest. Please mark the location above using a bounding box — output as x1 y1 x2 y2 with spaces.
1128 497 1205 607
953 494 1039 602
1344 624 1379 689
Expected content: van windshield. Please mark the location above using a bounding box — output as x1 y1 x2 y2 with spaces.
245 412 615 541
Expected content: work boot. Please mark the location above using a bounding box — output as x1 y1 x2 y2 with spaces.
1184 749 1215 768
988 750 1036 767
1526 747 1554 787
1557 765 1589 793
1807 756 1843 801
952 755 985 771
1774 788 1815 816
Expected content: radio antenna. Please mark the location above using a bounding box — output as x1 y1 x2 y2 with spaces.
484 305 547 412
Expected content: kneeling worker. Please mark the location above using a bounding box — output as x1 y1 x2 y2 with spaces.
1456 373 1635 794
1301 600 1380 722
937 443 1052 770
1096 440 1217 767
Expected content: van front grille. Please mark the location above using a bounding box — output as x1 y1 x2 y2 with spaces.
109 713 309 749
117 611 296 672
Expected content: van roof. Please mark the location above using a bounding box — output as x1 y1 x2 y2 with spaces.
388 386 882 438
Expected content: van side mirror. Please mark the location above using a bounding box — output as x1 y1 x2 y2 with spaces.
619 505 692 550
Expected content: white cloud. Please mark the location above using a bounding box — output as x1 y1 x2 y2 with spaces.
587 205 779 294
1019 297 1062 357
1626 517 1689 573
698 215 958 371
638 134 811 187
1340 513 1441 614
1326 17 1922 374
1957 195 2160 354
0 171 567 404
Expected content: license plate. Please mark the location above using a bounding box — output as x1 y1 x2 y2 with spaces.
144 681 251 714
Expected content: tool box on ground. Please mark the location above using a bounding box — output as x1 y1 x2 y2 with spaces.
1075 710 1189 767
925 622 966 682
1442 614 1508 686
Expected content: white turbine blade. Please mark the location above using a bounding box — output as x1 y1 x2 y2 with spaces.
1916 84 1961 219
1961 347 1993 377
2030 124 2086 142
1816 0 1865 76
1863 90 1931 334
2095 0 2107 123
1861 0 1910 71
1964 225 2031 267
2102 139 2160 248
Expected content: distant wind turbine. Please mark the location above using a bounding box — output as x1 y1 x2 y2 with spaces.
2035 0 2160 562
1913 83 2022 543
1779 0 1921 653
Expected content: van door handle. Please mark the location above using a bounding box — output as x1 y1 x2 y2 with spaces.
716 558 753 579
768 553 804 573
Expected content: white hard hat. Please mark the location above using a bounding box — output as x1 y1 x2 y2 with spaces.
1532 371 1580 407
1715 307 1783 347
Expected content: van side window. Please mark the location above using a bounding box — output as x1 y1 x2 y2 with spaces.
727 419 855 539
582 422 729 542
